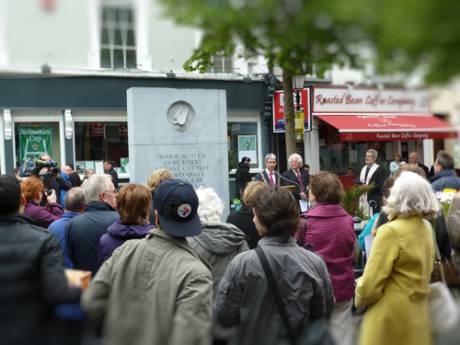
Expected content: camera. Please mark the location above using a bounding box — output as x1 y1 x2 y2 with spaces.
36 159 58 169
43 188 53 197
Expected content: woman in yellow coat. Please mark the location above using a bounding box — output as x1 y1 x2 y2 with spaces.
355 171 438 345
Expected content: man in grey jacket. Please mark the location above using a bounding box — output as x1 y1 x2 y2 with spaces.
82 179 213 345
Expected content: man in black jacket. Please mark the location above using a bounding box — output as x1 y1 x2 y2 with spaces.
103 159 119 190
0 175 80 345
282 153 309 200
66 174 119 275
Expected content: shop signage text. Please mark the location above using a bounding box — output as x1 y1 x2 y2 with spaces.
19 126 53 161
341 131 456 142
313 88 430 114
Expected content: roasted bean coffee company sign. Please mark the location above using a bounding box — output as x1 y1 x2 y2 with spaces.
312 87 430 114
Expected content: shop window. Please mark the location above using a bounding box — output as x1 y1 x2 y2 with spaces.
208 54 233 73
74 122 129 174
228 122 258 171
100 5 137 69
318 121 394 176
14 122 62 174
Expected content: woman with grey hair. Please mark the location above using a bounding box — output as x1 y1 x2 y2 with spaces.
355 171 438 345
188 187 248 296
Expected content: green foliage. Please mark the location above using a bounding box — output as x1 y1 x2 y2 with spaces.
341 184 374 218
159 0 369 75
364 0 460 83
160 0 460 84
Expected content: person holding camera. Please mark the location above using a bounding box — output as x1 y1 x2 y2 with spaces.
22 176 64 228
34 154 72 205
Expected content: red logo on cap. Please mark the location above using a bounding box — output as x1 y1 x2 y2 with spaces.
177 204 192 218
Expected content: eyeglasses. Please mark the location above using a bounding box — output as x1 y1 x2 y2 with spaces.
104 190 117 195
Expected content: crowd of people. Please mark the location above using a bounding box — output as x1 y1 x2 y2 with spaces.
1 148 460 345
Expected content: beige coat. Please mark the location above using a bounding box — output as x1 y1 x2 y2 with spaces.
447 192 460 274
81 227 213 345
355 216 434 345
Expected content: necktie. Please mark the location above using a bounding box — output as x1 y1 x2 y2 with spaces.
269 172 275 185
295 170 304 191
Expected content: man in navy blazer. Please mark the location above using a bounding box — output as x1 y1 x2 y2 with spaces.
282 153 309 200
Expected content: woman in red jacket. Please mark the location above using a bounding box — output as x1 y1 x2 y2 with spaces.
305 171 356 345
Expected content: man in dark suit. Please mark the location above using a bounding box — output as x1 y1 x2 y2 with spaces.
357 149 386 213
255 153 282 187
408 151 430 178
282 153 309 200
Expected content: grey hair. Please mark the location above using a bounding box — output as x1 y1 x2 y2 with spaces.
265 153 276 162
196 186 224 223
367 149 378 160
288 153 303 166
64 187 86 211
81 174 113 203
383 171 439 220
436 150 454 169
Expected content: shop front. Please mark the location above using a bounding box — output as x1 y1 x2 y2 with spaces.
311 86 456 177
0 75 269 191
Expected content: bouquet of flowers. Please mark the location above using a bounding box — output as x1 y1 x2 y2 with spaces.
435 188 457 217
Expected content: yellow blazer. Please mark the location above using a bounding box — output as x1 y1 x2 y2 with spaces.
355 215 434 345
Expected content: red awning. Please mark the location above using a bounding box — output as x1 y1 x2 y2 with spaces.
316 115 457 141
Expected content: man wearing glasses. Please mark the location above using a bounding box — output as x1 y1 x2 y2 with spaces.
66 174 119 275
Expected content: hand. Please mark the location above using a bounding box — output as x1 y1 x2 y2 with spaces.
46 190 57 204
65 269 92 289
300 192 307 200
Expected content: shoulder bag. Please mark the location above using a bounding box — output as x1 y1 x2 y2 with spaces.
255 247 335 345
424 220 460 334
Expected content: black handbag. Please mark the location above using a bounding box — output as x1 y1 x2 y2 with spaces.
255 247 335 345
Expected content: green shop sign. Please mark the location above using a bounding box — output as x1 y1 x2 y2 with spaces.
19 126 53 161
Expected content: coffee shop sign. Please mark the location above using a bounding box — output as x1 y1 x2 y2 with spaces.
312 87 430 114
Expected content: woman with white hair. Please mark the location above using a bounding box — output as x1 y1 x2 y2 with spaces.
355 171 438 345
188 187 248 297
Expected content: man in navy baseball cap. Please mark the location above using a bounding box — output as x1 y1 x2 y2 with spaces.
82 178 213 344
153 179 202 237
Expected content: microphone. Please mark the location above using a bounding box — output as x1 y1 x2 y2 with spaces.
277 173 300 187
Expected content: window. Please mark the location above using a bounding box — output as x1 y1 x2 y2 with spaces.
208 54 233 73
100 6 137 69
14 122 62 173
74 122 129 174
228 122 258 171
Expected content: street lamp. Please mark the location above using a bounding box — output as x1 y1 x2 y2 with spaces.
292 74 306 111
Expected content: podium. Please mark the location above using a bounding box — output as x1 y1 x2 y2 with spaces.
280 185 296 192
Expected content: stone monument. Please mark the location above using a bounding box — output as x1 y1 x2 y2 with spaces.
127 87 229 208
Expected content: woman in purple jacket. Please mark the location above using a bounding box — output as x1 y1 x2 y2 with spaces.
22 176 63 228
305 171 356 345
97 184 153 267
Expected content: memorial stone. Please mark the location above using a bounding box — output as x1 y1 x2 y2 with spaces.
127 87 229 207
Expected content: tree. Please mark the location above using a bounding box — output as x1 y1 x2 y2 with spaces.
158 0 368 158
364 0 460 84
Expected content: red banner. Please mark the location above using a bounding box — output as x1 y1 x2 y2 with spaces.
273 88 311 133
